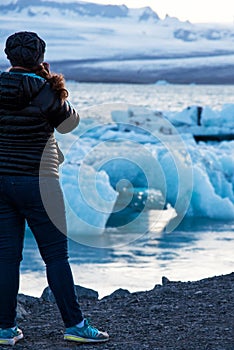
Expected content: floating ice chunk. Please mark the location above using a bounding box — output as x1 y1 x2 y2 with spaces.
190 165 234 219
111 110 130 124
168 106 198 126
201 106 220 127
58 105 234 226
219 104 234 127
154 80 170 85
61 163 118 235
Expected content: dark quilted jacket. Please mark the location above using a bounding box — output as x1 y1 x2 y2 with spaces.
0 70 79 177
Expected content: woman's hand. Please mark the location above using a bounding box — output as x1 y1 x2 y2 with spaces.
41 62 50 73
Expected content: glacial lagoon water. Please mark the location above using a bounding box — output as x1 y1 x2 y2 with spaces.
21 218 234 299
67 82 234 114
19 83 234 298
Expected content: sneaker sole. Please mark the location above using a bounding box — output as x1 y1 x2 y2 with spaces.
64 334 109 343
0 333 24 346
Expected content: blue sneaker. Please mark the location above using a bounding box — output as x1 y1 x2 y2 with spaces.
64 319 109 343
0 326 23 346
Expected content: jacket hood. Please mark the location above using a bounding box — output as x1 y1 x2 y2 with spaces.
0 71 46 110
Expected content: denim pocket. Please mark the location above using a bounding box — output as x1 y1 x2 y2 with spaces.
10 176 41 208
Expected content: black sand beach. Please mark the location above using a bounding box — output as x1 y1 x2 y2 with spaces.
2 272 233 350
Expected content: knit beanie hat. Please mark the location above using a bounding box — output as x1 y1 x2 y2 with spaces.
4 31 46 68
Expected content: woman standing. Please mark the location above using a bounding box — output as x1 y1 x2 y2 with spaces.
0 31 109 346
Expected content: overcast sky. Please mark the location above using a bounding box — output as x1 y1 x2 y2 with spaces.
82 0 234 23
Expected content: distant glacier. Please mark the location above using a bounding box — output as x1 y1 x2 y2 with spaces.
0 0 234 83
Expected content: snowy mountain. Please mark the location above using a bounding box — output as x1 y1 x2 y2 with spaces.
0 0 159 20
0 0 234 83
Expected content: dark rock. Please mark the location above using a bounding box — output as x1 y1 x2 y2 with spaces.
103 288 131 300
152 283 162 292
75 285 99 299
149 304 161 312
40 287 57 303
124 297 140 306
16 294 40 320
162 276 171 286
17 293 39 305
41 285 98 302
16 302 28 320
194 290 203 295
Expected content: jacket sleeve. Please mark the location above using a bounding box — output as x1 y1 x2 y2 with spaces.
36 83 80 134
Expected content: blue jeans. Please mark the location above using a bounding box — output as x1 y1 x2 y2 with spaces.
0 175 83 328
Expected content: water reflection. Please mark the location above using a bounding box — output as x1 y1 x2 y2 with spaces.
20 218 234 297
